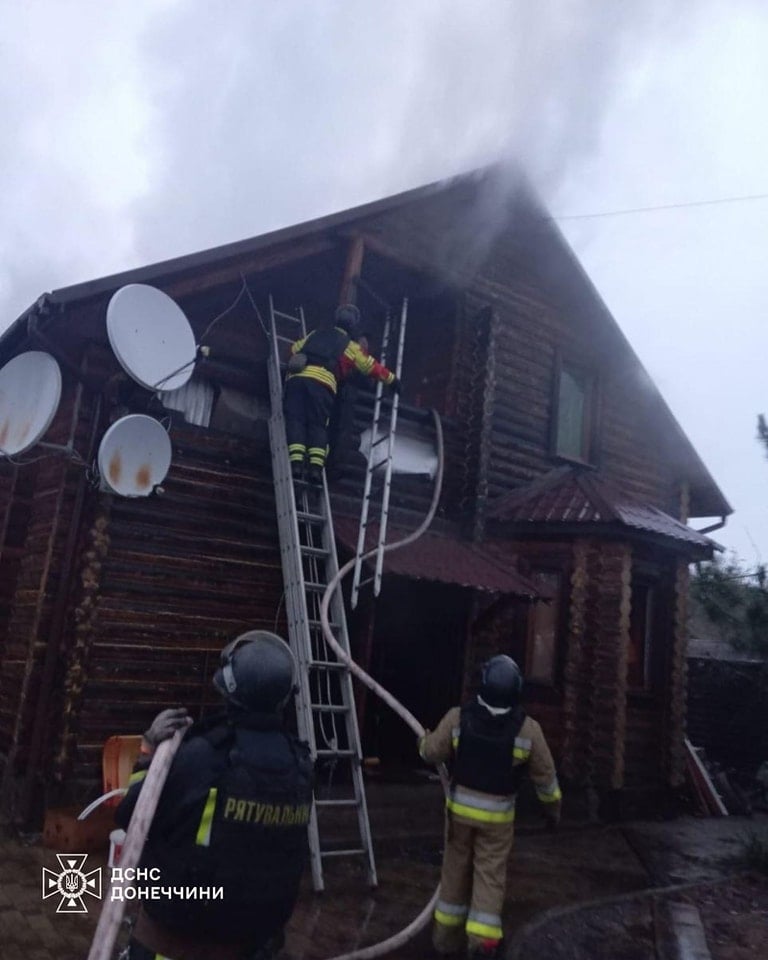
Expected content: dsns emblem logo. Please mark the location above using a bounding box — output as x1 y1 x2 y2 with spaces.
42 854 102 913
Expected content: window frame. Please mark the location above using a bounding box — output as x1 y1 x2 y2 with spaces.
522 564 568 695
550 350 599 466
627 580 654 692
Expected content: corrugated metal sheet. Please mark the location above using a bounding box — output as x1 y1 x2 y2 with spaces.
615 503 711 548
334 517 538 597
158 377 215 427
488 467 713 550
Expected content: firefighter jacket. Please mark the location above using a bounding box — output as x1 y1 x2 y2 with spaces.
288 326 395 394
419 702 562 826
115 709 313 945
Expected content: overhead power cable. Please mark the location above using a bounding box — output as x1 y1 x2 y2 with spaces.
550 191 768 223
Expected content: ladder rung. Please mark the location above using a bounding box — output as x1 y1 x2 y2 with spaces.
267 295 392 893
320 848 366 858
297 510 325 524
314 798 359 808
301 545 329 558
358 577 375 590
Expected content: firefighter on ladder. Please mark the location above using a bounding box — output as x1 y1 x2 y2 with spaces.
419 655 562 960
283 303 400 485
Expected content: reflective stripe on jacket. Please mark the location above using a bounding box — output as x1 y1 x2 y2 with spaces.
419 705 562 823
288 327 395 394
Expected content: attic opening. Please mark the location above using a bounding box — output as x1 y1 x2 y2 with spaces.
144 241 463 452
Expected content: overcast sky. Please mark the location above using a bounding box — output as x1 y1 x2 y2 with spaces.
2 1 767 565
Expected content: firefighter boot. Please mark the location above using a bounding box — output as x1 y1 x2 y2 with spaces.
468 937 504 960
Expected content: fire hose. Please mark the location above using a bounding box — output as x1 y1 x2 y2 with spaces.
86 731 187 960
87 409 445 960
317 408 447 960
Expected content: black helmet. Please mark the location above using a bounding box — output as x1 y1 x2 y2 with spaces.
478 655 523 711
334 303 361 336
213 630 297 712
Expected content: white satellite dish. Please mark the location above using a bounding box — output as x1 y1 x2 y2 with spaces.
97 414 172 497
0 351 62 456
106 284 196 392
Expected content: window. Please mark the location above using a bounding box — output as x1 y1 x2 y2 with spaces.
627 582 654 690
526 571 562 685
553 358 596 463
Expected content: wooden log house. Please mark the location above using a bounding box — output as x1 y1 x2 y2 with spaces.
0 167 730 823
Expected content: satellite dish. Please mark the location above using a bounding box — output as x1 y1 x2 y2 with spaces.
0 351 62 456
106 284 196 391
97 414 172 497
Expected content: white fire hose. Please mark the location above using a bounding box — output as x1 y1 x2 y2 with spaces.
87 410 446 960
318 409 448 960
87 731 187 960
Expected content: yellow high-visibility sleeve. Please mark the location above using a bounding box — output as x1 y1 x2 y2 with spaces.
524 717 562 815
419 706 461 765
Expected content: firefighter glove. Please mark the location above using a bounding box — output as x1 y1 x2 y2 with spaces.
389 377 402 395
144 707 192 747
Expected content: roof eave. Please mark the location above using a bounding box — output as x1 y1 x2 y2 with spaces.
496 519 716 559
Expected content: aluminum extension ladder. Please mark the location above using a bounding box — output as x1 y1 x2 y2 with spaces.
350 298 408 608
266 296 377 891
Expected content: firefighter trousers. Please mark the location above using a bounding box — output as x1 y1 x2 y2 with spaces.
433 812 515 955
283 376 335 469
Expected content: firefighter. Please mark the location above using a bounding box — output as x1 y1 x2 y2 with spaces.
115 631 313 960
283 303 400 485
326 331 370 480
418 655 562 960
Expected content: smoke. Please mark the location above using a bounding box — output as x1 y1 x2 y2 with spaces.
129 0 713 264
0 0 722 330
0 1 162 328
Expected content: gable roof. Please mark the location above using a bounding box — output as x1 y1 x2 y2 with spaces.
1 165 729 519
3 174 465 331
488 466 717 555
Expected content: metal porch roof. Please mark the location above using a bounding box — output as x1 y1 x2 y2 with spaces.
487 468 716 552
333 517 538 598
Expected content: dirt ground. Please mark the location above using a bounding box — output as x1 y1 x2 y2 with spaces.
510 815 768 960
512 875 768 960
1 783 766 959
684 875 768 960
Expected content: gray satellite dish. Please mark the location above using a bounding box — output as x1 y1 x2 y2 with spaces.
97 414 172 497
106 284 196 391
0 351 62 456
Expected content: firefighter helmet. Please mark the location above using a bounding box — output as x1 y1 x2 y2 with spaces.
479 654 523 711
334 303 361 336
213 630 297 712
